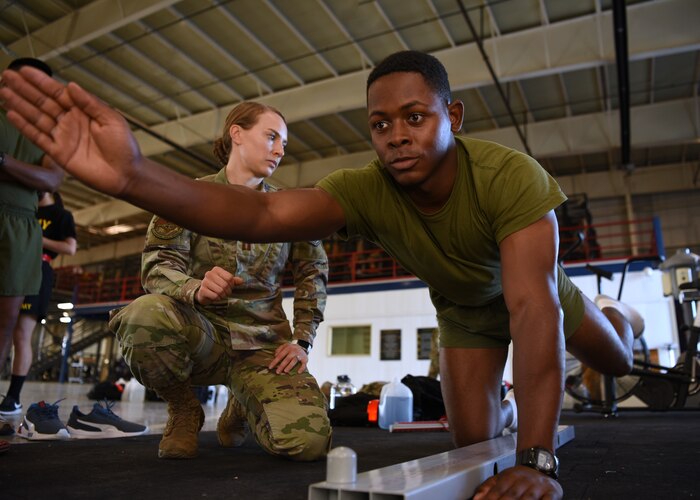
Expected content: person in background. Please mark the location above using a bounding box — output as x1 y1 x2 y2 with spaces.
0 191 76 416
108 101 330 461
0 57 63 447
0 51 643 499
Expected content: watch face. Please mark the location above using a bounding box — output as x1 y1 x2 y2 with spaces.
536 452 554 471
519 447 559 478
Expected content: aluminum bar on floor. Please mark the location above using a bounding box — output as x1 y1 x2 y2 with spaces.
308 425 574 500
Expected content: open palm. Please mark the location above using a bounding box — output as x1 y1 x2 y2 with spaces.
1 67 142 196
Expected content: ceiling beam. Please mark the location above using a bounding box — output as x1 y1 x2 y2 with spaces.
466 98 697 159
557 162 700 200
73 199 151 226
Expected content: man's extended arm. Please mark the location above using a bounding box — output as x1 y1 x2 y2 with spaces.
0 67 345 242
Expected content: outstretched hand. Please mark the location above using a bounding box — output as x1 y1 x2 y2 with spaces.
473 466 562 499
195 266 244 305
0 67 143 197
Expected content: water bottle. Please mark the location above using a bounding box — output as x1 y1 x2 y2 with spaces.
122 377 145 403
329 375 357 410
378 377 413 430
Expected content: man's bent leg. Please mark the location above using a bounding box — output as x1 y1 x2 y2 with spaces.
109 294 229 458
566 295 634 378
440 346 511 447
229 349 331 462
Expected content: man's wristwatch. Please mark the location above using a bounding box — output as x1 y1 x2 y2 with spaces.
291 339 312 354
517 447 559 479
0 152 6 168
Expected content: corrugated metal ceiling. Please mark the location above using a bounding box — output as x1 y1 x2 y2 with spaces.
1 0 698 249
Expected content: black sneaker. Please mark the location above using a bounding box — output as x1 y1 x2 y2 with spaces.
0 394 22 416
67 400 148 439
17 400 70 440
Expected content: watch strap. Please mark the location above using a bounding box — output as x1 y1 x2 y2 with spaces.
291 339 312 353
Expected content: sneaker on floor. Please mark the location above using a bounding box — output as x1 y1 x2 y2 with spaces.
0 416 14 436
0 394 22 416
17 400 70 441
0 394 22 415
67 400 148 439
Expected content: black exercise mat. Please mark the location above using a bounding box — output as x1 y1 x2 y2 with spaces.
0 427 454 500
2 412 698 499
558 410 700 499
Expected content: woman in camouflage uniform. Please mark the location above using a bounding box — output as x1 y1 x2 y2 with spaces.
109 102 330 461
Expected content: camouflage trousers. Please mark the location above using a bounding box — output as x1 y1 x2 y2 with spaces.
109 294 331 461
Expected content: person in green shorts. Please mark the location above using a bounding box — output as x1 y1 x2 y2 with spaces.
1 51 642 499
109 101 330 461
0 58 63 443
0 191 77 417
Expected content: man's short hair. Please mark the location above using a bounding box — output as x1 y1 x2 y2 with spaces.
367 50 451 103
7 58 52 77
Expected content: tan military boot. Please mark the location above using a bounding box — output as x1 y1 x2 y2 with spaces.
217 394 249 448
157 384 205 459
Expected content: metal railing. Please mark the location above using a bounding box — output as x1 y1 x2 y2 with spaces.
54 217 663 305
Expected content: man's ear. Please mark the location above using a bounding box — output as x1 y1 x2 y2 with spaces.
447 100 464 133
229 124 242 145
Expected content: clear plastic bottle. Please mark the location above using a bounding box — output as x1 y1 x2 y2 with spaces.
329 375 357 410
378 377 413 430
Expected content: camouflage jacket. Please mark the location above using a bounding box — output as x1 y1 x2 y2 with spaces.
140 168 328 350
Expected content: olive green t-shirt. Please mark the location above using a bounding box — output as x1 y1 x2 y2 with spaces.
0 110 45 213
317 136 576 345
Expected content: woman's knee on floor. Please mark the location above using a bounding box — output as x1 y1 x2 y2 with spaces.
255 399 331 462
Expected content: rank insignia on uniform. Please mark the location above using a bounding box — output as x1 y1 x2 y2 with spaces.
310 240 322 247
151 217 184 240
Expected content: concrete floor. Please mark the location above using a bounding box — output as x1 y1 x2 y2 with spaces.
0 380 229 443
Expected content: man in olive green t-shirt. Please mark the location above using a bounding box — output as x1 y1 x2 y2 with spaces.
1 51 643 499
0 58 63 443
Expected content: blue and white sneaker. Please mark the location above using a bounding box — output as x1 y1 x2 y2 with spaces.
17 400 70 440
0 394 23 416
67 401 149 439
